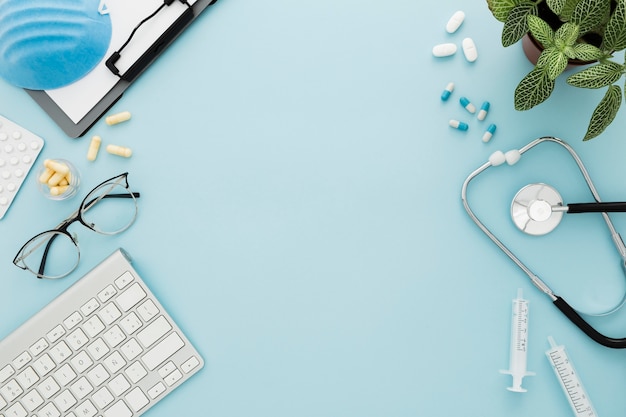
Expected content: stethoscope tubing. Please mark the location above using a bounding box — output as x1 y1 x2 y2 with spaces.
462 136 626 348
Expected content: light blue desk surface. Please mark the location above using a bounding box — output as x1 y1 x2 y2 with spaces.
2 1 626 416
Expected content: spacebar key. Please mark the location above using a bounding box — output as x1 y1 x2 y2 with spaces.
142 332 185 370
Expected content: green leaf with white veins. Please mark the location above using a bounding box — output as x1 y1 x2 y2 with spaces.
502 3 538 46
571 43 603 61
555 22 580 46
567 62 624 88
603 0 626 51
546 49 569 79
515 67 556 110
583 85 622 140
547 0 566 14
527 14 555 48
487 0 521 22
571 0 610 34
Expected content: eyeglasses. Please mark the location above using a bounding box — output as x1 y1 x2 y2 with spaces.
13 173 140 279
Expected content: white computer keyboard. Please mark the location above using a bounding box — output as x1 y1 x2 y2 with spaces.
0 249 204 417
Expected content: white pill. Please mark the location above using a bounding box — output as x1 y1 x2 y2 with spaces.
488 150 506 166
462 38 478 62
446 11 465 34
505 149 522 165
432 43 457 57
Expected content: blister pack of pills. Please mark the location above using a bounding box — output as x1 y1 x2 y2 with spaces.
0 115 44 219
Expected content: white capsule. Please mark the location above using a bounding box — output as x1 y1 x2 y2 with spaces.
87 135 102 161
105 111 131 126
446 11 465 34
505 149 522 165
488 150 506 166
432 43 457 57
462 37 478 62
106 144 132 158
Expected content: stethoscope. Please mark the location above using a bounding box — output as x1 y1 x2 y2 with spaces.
462 136 626 348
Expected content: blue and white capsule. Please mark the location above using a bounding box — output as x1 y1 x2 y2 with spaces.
477 101 490 120
449 119 469 131
441 82 454 101
482 123 497 142
459 96 476 113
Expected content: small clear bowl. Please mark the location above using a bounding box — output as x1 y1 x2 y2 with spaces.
36 159 80 200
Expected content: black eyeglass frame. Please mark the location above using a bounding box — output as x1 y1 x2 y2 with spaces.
13 172 140 279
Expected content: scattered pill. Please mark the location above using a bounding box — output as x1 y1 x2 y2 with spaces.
459 97 476 113
477 101 490 121
446 10 465 34
441 82 455 101
105 111 131 126
462 37 478 62
505 149 521 165
432 43 457 57
106 144 132 158
87 135 102 161
449 119 469 131
482 123 497 143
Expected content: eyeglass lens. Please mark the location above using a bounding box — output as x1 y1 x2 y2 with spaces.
81 181 137 235
19 231 79 279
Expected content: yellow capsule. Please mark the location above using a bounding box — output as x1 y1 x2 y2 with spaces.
44 159 69 175
47 171 66 187
49 185 69 196
38 167 54 184
87 135 102 161
106 144 132 158
105 111 131 126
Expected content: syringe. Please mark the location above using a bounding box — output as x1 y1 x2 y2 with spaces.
545 336 597 417
500 288 535 392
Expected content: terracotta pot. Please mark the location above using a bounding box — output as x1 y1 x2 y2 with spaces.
521 33 595 68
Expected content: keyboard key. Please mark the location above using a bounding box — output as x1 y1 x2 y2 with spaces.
86 364 109 387
103 351 126 374
22 389 44 411
137 299 159 322
182 356 201 373
46 325 66 343
29 338 49 356
97 284 117 302
80 298 99 316
108 374 131 396
39 402 60 417
114 271 134 289
53 364 76 387
49 341 72 364
120 338 143 361
38 376 61 399
103 325 126 348
16 366 39 390
124 361 147 384
119 312 142 335
1 379 23 401
92 386 114 409
12 351 31 370
5 402 27 417
158 361 177 379
104 400 132 417
70 351 93 374
67 328 89 351
74 399 97 417
83 316 106 338
148 381 166 399
32 353 55 377
116 282 146 311
0 364 15 383
70 376 93 400
137 316 172 348
63 311 83 330
125 387 149 412
54 389 77 412
99 303 122 325
164 369 183 387
87 338 110 361
142 332 185 371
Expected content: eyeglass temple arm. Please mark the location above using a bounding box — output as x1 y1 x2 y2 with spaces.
553 296 626 348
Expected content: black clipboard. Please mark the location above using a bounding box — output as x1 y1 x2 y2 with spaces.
25 0 218 138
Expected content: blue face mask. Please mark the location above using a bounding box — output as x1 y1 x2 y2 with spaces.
0 0 112 90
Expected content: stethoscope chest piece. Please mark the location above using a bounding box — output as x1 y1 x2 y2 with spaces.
511 183 564 236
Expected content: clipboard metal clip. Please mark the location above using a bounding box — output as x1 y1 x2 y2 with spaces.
105 0 194 82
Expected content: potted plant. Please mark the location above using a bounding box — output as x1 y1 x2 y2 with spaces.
487 0 626 140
